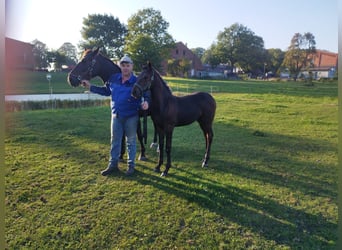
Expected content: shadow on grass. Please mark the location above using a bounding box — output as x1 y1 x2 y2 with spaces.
135 166 336 248
132 121 337 248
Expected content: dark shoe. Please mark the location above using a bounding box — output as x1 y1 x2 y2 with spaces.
126 166 135 176
101 166 119 176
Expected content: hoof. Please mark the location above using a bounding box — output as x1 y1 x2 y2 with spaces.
202 162 208 168
154 168 161 173
150 143 160 153
160 171 168 177
138 155 148 161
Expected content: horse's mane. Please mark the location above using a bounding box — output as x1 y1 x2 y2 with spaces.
152 67 172 94
81 49 119 70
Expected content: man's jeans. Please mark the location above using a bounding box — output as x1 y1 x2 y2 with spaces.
109 114 138 168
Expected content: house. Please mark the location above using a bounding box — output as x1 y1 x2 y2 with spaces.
5 37 35 70
162 41 203 77
200 64 236 79
302 50 338 79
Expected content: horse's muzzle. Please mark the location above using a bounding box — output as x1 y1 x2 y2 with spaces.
67 74 81 87
131 85 142 99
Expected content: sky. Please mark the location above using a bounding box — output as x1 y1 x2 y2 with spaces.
5 0 338 53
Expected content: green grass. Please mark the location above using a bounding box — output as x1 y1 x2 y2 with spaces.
5 77 338 249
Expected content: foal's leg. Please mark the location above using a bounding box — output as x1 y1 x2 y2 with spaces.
155 131 164 173
162 130 173 176
150 121 159 152
201 126 214 168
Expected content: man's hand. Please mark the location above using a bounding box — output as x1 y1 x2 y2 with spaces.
81 80 91 89
141 101 149 110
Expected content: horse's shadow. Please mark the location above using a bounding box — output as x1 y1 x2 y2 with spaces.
131 121 337 248
134 163 335 248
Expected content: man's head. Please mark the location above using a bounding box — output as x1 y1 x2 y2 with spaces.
119 55 133 77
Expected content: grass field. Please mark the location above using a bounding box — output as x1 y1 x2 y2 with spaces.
5 73 338 249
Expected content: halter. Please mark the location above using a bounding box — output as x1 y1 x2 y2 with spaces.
135 69 155 93
69 54 98 83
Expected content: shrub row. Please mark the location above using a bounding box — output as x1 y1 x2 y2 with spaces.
5 99 110 112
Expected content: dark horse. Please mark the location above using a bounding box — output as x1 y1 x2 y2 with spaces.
67 48 155 160
132 62 216 176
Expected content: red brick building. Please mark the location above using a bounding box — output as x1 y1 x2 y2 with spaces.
5 37 35 70
162 41 203 77
307 50 338 79
312 50 337 68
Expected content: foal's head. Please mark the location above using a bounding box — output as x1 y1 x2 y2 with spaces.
132 62 154 99
67 48 101 87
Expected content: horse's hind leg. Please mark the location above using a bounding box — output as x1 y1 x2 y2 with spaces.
120 134 125 162
201 127 214 168
137 119 147 161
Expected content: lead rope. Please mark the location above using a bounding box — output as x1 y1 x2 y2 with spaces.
141 96 148 144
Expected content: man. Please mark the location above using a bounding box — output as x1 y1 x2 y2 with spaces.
81 55 149 176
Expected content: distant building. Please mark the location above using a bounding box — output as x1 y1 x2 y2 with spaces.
200 64 235 79
302 50 338 79
162 41 203 77
5 37 35 70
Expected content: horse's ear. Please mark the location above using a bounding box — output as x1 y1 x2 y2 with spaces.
147 61 152 69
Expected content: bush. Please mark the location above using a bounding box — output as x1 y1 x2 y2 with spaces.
5 99 110 112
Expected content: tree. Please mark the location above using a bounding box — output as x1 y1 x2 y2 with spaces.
201 43 222 67
191 47 205 61
210 23 266 73
125 8 175 71
46 50 67 71
179 58 192 77
166 58 191 77
166 58 180 76
126 34 160 68
282 32 316 81
265 49 285 76
32 39 49 69
58 42 78 66
79 14 127 60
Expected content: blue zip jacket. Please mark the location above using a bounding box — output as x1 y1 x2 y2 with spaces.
90 73 150 118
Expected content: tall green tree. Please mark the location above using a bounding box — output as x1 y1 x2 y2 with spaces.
265 48 285 76
32 39 49 69
79 14 127 60
125 8 175 71
216 23 266 73
46 50 67 71
191 47 205 61
282 32 316 80
201 43 222 67
58 42 78 66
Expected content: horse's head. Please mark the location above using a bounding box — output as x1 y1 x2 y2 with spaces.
132 62 154 99
67 48 101 87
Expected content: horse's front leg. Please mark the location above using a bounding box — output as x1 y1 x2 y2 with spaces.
155 131 164 173
150 121 159 152
161 129 173 177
